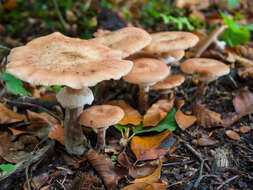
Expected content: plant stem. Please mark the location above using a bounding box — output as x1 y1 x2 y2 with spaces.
52 0 67 28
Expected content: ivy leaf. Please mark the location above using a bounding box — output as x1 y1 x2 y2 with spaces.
0 164 14 172
0 70 31 96
227 0 241 9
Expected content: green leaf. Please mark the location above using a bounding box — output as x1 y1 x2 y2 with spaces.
0 70 31 96
44 85 61 93
244 24 253 31
0 164 15 172
227 0 241 9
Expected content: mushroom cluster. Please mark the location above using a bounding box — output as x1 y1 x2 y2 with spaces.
5 26 230 155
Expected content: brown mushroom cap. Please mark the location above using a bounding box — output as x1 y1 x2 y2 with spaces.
123 58 170 84
150 74 185 90
79 105 124 128
159 50 185 64
180 58 230 80
6 32 133 89
91 27 152 58
143 31 199 54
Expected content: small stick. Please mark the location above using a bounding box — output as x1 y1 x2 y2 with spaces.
217 175 239 190
194 159 204 188
0 45 10 51
25 165 32 190
163 160 195 166
194 174 218 188
52 0 67 29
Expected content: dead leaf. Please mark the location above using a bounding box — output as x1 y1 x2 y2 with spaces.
175 109 196 130
27 110 59 131
0 131 38 163
48 124 64 145
143 183 166 190
3 0 19 10
121 182 149 190
197 137 219 146
24 173 49 190
129 160 159 179
106 100 142 125
143 99 174 127
239 126 251 134
233 88 253 116
132 160 162 184
85 150 119 190
0 103 26 124
8 127 36 136
131 130 178 161
225 130 241 141
117 151 132 168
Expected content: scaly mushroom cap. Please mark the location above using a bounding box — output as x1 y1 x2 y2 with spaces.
143 31 199 54
6 32 133 89
180 58 230 81
91 27 152 58
123 58 170 84
150 74 185 90
79 105 124 128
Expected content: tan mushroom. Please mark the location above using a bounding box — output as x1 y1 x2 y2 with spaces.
123 58 170 113
150 74 185 98
143 31 199 54
6 32 133 155
79 105 124 151
91 27 152 58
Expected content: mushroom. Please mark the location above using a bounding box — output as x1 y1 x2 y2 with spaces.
79 105 124 151
180 58 230 98
150 74 185 99
123 58 170 113
6 32 133 155
158 50 185 65
143 31 199 54
91 27 152 58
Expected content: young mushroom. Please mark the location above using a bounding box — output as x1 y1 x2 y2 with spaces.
150 74 185 99
6 32 133 155
79 105 124 151
123 58 170 113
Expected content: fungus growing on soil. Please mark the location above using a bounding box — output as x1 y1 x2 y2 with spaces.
150 74 185 98
91 27 152 58
123 58 170 113
143 31 199 54
6 32 133 155
79 105 124 151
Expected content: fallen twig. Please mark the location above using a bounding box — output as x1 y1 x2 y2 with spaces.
217 175 239 190
0 45 10 51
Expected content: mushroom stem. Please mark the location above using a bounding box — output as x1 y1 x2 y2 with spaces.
64 106 88 155
96 128 106 151
138 84 149 114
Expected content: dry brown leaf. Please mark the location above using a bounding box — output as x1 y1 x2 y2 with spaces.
0 103 26 124
239 126 251 134
85 150 119 190
0 131 38 163
27 110 59 131
129 160 159 179
8 127 36 136
121 182 149 190
3 0 18 10
23 173 49 190
143 99 174 127
175 109 196 130
48 124 64 145
197 137 219 146
132 160 162 184
225 130 241 141
106 100 142 125
131 130 178 161
117 151 132 169
233 88 253 116
143 183 166 190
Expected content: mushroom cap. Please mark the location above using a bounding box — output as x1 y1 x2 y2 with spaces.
56 87 94 108
150 74 185 90
91 27 152 58
79 105 124 128
180 58 230 81
6 32 133 89
159 50 185 64
143 31 199 54
123 58 170 84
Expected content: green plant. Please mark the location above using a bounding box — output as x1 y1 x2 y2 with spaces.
219 11 253 46
0 70 31 96
115 108 178 141
44 85 61 93
0 164 15 173
227 0 241 9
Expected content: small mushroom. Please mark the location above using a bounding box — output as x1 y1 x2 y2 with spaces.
123 58 170 113
150 74 185 99
143 31 199 54
6 32 133 155
91 27 152 58
79 105 124 151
